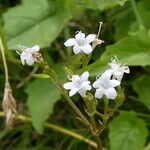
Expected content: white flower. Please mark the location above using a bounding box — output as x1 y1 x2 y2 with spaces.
108 57 130 81
18 45 40 66
93 71 120 100
64 31 96 54
63 71 92 97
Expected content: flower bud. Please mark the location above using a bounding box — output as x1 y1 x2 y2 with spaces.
115 86 125 106
84 93 97 116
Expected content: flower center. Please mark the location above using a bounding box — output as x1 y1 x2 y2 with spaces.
77 39 85 46
75 80 82 88
101 80 110 89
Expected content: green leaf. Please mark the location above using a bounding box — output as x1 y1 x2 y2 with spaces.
112 0 150 40
109 111 148 150
82 28 150 76
133 75 150 110
79 0 128 11
3 0 73 49
25 78 61 134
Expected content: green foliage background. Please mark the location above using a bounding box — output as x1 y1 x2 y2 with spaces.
0 0 150 149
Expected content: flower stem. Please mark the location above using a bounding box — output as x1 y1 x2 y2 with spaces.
0 28 9 83
130 0 143 27
44 64 91 128
90 115 103 150
104 97 109 114
95 135 103 150
62 89 92 127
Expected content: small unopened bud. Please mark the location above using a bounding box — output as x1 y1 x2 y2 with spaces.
2 82 17 128
84 93 97 117
116 86 125 106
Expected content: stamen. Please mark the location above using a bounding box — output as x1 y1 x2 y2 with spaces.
97 22 103 38
16 51 21 55
114 55 119 63
75 31 80 34
18 45 27 51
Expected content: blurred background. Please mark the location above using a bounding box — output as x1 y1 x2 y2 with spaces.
0 0 150 150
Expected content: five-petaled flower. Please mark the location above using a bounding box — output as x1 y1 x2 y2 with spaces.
64 31 96 54
63 71 92 97
18 45 40 66
108 57 130 81
93 71 120 100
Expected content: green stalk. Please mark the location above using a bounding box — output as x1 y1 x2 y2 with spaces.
90 115 103 150
130 0 143 27
0 28 9 83
44 65 91 128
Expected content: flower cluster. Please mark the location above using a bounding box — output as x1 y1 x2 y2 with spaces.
17 24 129 100
63 57 129 100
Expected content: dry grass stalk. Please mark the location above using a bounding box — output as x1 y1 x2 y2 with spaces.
2 82 17 128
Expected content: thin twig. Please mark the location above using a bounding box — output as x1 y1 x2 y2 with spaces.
90 115 103 150
54 42 67 61
0 111 97 148
16 66 38 89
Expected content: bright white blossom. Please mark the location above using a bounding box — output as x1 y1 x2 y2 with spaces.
64 31 96 54
18 45 40 66
93 71 120 100
63 71 92 97
108 57 130 81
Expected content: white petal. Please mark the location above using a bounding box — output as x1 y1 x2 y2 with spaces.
102 70 112 78
125 67 130 73
31 45 40 52
71 75 80 82
25 55 35 66
86 85 92 91
20 52 27 65
104 88 117 100
81 44 93 54
69 88 79 97
78 89 87 97
73 45 81 54
81 81 91 88
95 88 104 99
122 66 130 73
114 71 122 76
63 82 74 90
64 38 76 47
109 80 120 87
93 80 101 88
85 34 96 43
24 48 31 53
80 71 89 82
75 31 85 40
115 74 123 81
